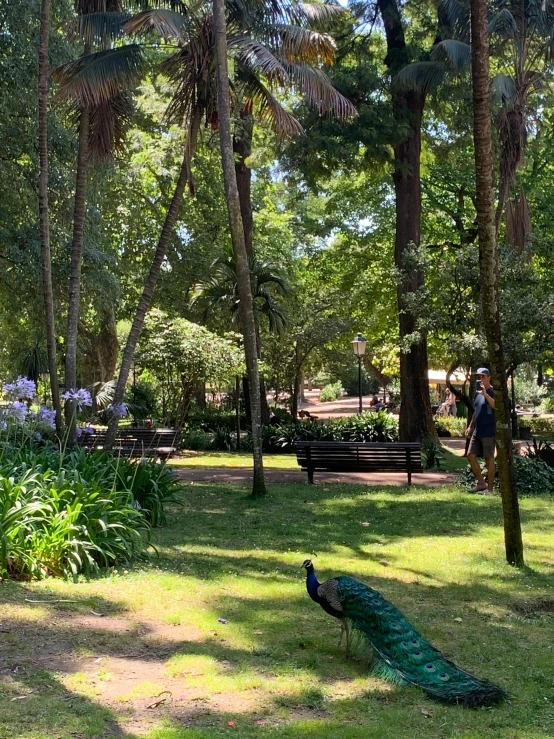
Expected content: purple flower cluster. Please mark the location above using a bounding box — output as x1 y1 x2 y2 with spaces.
6 401 29 423
37 406 57 430
3 376 36 401
62 388 93 410
0 420 7 432
108 402 128 418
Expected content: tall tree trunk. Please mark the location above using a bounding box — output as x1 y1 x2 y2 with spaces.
38 0 63 437
105 112 201 448
378 0 436 442
213 0 266 497
65 105 90 443
234 116 270 424
470 0 524 567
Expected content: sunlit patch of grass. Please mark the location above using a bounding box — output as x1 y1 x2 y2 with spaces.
169 453 298 469
0 482 553 738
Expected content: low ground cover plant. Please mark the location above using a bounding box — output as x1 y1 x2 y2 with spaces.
0 444 183 580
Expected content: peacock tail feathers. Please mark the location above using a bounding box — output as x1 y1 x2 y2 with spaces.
335 576 506 707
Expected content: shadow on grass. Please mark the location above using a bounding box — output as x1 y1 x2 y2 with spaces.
1 574 554 738
0 481 553 738
152 481 554 580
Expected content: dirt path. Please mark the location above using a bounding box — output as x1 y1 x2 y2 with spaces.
173 467 455 486
0 599 261 735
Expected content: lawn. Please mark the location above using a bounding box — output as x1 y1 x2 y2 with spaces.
169 453 299 469
169 444 467 473
1 482 553 739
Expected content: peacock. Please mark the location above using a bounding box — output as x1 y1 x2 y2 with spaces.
302 559 506 707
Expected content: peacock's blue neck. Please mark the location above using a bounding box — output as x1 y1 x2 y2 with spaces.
306 568 320 601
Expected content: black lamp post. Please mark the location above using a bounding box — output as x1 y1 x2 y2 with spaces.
351 333 367 414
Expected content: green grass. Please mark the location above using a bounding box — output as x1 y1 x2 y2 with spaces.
1 482 553 738
169 452 299 469
171 447 467 474
440 444 470 472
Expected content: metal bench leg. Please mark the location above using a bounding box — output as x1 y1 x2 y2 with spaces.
406 450 412 486
308 465 314 484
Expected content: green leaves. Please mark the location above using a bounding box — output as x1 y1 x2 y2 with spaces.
53 45 145 108
0 446 182 580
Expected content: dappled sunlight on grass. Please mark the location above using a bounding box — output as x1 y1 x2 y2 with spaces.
0 482 553 738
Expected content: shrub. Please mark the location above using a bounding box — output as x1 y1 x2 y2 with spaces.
514 378 546 406
332 411 399 442
186 410 246 433
339 367 380 398
125 381 157 421
211 427 236 452
181 428 213 451
421 438 445 469
113 457 183 527
457 453 554 495
434 416 467 438
519 417 554 436
539 396 554 414
0 463 149 580
319 382 344 402
270 411 399 451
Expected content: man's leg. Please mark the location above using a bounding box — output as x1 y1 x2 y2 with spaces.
485 456 495 492
467 453 486 488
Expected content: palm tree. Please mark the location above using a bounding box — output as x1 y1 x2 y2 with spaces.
213 0 267 495
400 0 554 244
193 245 289 424
38 0 63 436
103 2 355 452
53 2 141 442
194 245 289 331
469 0 524 566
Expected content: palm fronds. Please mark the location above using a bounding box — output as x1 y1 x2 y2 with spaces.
53 44 145 107
124 7 191 41
70 11 130 45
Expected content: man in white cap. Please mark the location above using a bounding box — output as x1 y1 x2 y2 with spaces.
465 368 496 493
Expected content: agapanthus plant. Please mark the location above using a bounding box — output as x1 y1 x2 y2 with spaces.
3 376 36 401
107 402 128 418
62 388 93 410
5 401 30 423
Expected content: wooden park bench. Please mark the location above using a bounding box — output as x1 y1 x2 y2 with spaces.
79 427 180 461
294 441 423 485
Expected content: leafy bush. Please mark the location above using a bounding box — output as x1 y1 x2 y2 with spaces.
211 427 236 452
434 416 467 437
457 453 554 495
421 438 445 469
181 428 213 451
519 417 554 436
0 444 185 579
514 378 546 406
268 411 399 452
539 396 554 414
319 382 344 402
125 381 157 421
113 457 183 526
186 410 246 433
0 458 150 580
331 411 399 442
338 367 380 398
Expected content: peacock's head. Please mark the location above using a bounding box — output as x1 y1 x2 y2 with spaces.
302 559 313 571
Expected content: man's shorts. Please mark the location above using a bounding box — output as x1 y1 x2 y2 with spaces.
468 434 496 459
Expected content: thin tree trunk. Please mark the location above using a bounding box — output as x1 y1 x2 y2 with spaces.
470 0 524 567
234 117 270 425
378 0 436 442
38 0 63 437
105 112 201 448
65 105 90 443
213 0 266 497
